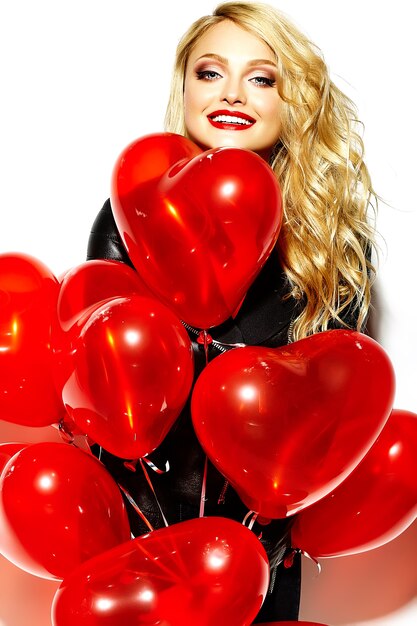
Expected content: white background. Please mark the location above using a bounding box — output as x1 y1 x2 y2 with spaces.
0 1 416 625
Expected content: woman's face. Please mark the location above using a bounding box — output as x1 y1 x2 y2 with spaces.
184 20 282 160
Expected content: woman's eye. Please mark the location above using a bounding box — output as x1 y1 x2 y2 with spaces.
250 76 275 87
196 70 221 81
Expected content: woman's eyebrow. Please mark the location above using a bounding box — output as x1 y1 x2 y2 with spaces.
247 59 277 68
194 53 228 64
194 53 277 68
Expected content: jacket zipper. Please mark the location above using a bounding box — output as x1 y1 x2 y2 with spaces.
287 318 295 344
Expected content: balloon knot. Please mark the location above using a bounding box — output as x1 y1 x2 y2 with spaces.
123 459 138 472
283 548 298 568
58 420 74 444
197 330 213 345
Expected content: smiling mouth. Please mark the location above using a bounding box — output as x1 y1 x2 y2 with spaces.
208 111 256 130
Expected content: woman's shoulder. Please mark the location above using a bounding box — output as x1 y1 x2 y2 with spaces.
86 199 132 266
89 198 115 237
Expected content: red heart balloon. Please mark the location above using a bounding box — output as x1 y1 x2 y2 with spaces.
0 442 131 580
62 295 194 459
291 409 417 557
0 252 64 426
111 133 282 329
52 516 269 626
56 259 151 334
52 259 152 397
192 330 395 518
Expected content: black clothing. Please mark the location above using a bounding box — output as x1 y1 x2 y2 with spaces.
87 199 304 621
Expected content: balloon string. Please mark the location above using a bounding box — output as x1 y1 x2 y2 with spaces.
197 330 213 366
123 456 170 474
242 511 263 538
97 449 159 533
142 456 170 474
199 456 208 517
117 483 154 533
139 458 169 527
300 548 322 575
242 510 259 530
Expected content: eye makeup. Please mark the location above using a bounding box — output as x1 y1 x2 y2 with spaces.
192 55 277 87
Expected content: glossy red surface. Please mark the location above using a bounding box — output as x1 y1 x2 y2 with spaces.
53 259 153 401
0 442 27 473
0 253 63 426
56 259 151 334
292 409 417 557
52 516 269 626
111 133 282 329
0 442 131 580
62 295 194 459
192 330 395 518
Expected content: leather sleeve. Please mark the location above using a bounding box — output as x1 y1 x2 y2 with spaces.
86 199 134 268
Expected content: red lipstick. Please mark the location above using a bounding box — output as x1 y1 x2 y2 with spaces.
208 109 256 131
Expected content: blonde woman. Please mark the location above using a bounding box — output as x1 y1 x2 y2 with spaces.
87 2 377 621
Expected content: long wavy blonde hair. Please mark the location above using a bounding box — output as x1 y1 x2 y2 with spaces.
165 1 377 341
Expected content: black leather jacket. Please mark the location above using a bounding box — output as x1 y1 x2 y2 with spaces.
87 199 306 621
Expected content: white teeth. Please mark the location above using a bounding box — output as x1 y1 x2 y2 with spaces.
211 115 253 125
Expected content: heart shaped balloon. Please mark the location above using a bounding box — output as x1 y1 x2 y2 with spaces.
62 295 194 459
0 442 131 580
52 516 269 626
52 259 152 397
291 409 417 557
0 252 64 426
192 330 395 518
56 259 151 335
111 133 282 329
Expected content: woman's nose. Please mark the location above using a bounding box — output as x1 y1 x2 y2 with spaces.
220 77 246 105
